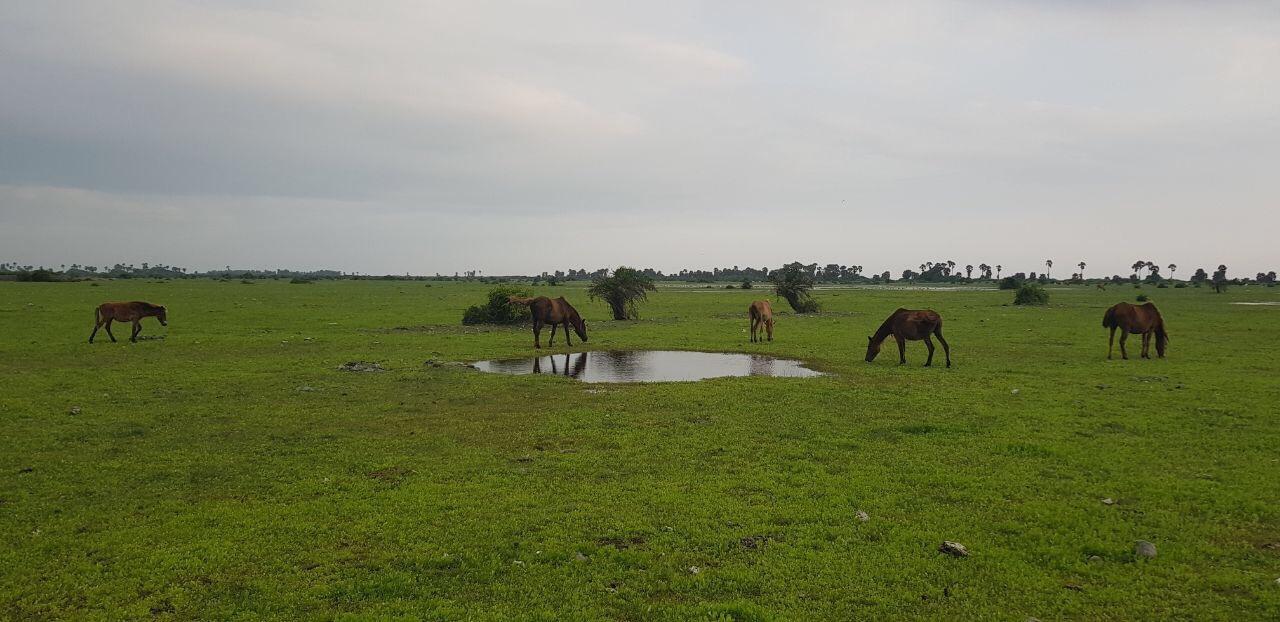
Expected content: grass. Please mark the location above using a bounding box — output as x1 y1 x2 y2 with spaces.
2 280 1279 620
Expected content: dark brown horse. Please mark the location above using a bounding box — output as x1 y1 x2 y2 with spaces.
90 301 167 343
865 308 951 367
748 300 774 342
508 296 587 348
1103 302 1167 359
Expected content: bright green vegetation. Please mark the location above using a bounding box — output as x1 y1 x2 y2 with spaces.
2 280 1279 620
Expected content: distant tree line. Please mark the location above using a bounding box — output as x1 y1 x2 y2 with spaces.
2 260 1275 290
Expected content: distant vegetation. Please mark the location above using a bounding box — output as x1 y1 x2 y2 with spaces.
588 267 656 320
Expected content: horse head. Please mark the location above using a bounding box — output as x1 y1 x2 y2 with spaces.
572 315 588 342
157 306 168 326
864 335 881 362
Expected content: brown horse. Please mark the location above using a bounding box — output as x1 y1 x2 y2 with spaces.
90 301 167 343
508 296 588 348
1103 302 1167 359
748 300 774 342
865 308 951 367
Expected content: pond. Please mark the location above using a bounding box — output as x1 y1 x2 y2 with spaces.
472 350 824 383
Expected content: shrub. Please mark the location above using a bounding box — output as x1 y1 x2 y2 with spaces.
724 284 736 289
1136 293 1150 302
289 277 313 284
997 276 1021 290
461 286 532 325
1013 282 1049 306
1156 282 1168 289
741 280 752 290
1174 282 1187 288
770 264 820 313
589 267 656 320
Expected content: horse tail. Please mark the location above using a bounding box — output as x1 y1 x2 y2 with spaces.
506 296 534 306
1102 305 1117 329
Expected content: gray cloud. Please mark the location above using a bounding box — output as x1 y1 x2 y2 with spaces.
1 1 1277 275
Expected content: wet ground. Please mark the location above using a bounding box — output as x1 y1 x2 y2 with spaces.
472 350 824 383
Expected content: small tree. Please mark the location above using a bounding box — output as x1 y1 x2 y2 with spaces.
1077 261 1086 280
589 266 656 320
770 263 820 313
1212 264 1228 293
1045 259 1053 279
741 280 753 290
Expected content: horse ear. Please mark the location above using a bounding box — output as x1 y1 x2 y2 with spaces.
867 336 873 342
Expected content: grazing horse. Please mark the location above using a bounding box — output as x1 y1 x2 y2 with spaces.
865 308 951 367
1102 302 1167 359
748 300 774 342
508 296 588 348
90 301 167 343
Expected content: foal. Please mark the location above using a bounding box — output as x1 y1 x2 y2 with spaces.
90 301 167 343
865 308 951 367
748 300 774 342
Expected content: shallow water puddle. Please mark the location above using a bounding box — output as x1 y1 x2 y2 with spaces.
472 350 824 382
1231 302 1280 306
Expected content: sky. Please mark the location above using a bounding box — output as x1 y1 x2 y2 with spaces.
1 1 1277 277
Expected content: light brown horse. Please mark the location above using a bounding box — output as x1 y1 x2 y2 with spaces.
865 308 951 367
748 300 774 342
90 301 167 343
508 296 588 348
1103 302 1167 359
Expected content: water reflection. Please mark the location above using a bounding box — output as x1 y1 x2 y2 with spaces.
473 350 823 383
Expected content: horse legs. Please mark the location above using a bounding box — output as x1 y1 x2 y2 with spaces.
131 320 142 343
766 319 773 342
563 321 573 347
1108 326 1116 359
934 327 951 368
548 323 558 346
923 336 935 367
1141 332 1151 359
895 335 907 365
1118 331 1129 360
105 319 118 343
749 316 757 342
533 320 543 348
89 319 104 343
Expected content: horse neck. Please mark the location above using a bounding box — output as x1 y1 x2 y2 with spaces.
871 317 896 344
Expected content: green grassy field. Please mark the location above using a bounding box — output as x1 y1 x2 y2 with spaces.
2 279 1278 620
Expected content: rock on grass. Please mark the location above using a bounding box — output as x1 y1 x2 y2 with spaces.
1135 540 1157 559
939 541 969 557
338 361 385 372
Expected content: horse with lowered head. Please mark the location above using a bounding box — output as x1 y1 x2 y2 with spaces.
508 296 588 348
748 300 774 342
90 301 167 343
1102 302 1167 359
865 308 951 367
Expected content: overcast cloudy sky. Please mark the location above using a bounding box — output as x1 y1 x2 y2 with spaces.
2 1 1277 276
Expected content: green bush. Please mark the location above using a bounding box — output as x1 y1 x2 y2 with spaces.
589 267 656 320
1136 293 1150 302
1156 282 1168 289
1174 282 1187 288
461 286 533 325
1013 282 1049 306
741 280 753 290
770 264 820 313
289 277 312 284
997 276 1021 290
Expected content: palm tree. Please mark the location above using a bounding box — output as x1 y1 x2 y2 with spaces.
588 266 656 320
1132 260 1146 279
995 264 1003 279
919 263 926 274
1044 259 1053 279
770 263 819 313
965 264 973 280
1077 261 1086 281
1167 264 1177 280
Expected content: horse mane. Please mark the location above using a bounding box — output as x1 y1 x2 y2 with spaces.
134 301 164 311
872 309 907 340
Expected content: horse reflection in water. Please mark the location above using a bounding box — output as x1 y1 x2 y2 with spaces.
532 352 589 378
748 355 776 376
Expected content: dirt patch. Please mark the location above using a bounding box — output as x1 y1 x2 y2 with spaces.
738 535 772 550
338 361 385 372
596 535 647 550
367 466 413 484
